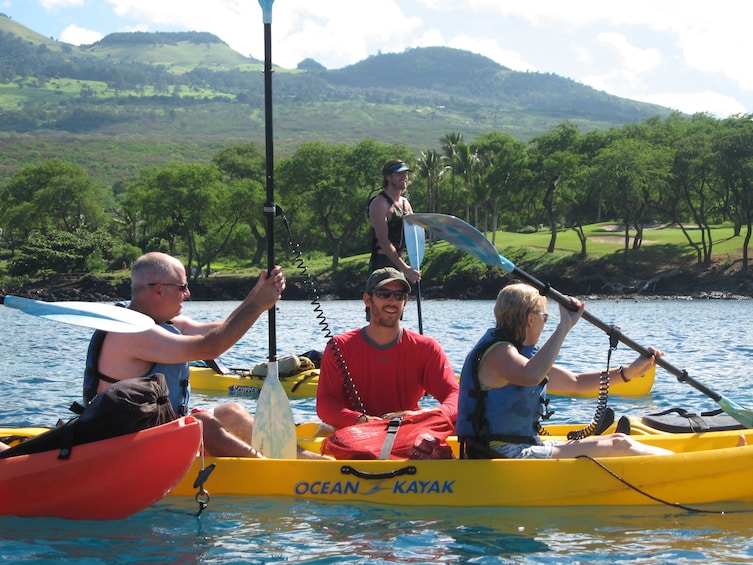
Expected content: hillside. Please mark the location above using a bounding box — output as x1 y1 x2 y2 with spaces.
0 15 673 188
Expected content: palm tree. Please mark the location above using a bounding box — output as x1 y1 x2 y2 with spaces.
454 143 480 223
415 149 450 213
440 132 463 216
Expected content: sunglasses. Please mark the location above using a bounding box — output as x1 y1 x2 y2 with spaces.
149 282 189 292
371 290 408 301
533 311 549 322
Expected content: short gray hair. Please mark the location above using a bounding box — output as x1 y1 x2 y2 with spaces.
131 252 177 294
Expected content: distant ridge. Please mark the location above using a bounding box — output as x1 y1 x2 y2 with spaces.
0 15 675 186
93 31 227 47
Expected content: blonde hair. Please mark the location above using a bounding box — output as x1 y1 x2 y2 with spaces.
493 283 546 344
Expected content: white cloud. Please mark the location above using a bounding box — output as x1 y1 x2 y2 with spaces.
41 0 84 7
597 32 662 74
643 91 747 118
579 32 664 106
103 0 426 68
60 24 104 46
444 35 537 72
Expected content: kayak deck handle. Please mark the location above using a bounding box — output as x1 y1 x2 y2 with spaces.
340 465 417 480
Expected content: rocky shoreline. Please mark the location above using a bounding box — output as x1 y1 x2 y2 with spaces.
5 261 753 303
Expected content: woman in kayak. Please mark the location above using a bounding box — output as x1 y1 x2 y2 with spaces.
457 283 673 458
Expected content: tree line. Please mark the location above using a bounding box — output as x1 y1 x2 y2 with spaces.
1 111 753 281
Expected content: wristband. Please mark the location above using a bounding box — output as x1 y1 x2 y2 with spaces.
618 365 630 382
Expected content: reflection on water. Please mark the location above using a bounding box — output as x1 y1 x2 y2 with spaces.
2 498 752 563
1 299 753 562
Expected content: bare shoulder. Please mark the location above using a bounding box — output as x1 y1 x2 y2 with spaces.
369 192 390 214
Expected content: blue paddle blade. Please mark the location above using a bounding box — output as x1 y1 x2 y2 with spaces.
258 0 274 23
404 213 515 273
404 221 426 268
2 296 153 333
717 396 753 428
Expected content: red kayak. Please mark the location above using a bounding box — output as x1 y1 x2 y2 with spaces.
0 416 202 520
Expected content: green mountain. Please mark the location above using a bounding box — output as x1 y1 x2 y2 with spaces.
0 14 672 186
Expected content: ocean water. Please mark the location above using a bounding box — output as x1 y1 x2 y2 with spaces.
1 297 753 563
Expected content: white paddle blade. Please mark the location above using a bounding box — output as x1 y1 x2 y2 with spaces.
404 213 515 273
2 296 153 333
404 220 426 268
251 361 297 458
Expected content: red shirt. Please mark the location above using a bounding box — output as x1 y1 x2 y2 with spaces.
316 327 459 429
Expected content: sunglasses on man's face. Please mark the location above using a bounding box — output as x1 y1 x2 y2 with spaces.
371 290 408 301
148 282 189 292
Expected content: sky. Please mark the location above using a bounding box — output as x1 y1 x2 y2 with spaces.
2 0 752 118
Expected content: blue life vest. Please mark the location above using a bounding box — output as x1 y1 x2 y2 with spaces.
457 328 549 444
84 322 190 416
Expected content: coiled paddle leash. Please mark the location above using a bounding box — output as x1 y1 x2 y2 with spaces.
327 337 366 415
566 326 620 440
278 205 334 341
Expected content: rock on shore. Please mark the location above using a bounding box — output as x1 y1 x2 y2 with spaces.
4 261 752 303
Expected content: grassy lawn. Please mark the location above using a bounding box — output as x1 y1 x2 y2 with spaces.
2 223 749 289
223 222 751 278
498 223 743 259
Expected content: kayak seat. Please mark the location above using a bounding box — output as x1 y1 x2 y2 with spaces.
642 407 744 433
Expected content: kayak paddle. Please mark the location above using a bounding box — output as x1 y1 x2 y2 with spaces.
250 0 297 459
1 295 153 333
404 212 753 428
404 220 426 334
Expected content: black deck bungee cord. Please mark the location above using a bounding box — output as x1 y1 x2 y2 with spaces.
577 454 752 514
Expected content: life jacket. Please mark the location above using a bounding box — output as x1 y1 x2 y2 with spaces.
321 410 455 460
84 322 190 416
457 328 551 457
1 373 176 460
369 191 408 256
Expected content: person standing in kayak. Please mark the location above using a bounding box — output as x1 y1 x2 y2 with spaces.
85 251 326 459
368 159 421 283
317 267 458 429
457 283 673 458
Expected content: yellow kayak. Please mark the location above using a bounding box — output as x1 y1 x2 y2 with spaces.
189 364 654 399
189 365 319 399
550 366 655 397
170 425 753 507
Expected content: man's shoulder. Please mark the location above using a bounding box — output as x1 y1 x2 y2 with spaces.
401 328 443 348
368 191 392 210
332 327 364 343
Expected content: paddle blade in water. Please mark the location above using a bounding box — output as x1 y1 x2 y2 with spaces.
1 296 153 333
251 361 297 458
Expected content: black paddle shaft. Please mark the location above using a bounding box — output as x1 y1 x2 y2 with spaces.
262 19 277 363
416 282 424 334
511 266 723 403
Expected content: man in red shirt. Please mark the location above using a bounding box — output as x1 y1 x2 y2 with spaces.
317 267 458 429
